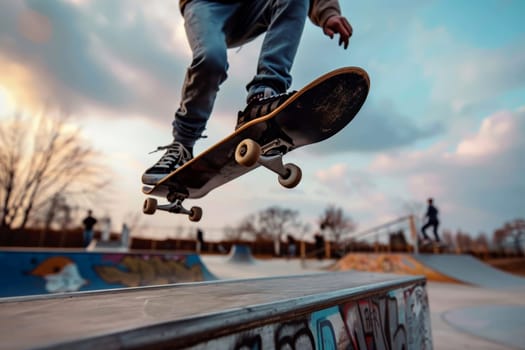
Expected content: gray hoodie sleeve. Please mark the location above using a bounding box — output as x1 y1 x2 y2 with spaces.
309 0 342 28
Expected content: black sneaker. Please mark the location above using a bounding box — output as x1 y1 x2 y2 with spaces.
142 141 193 185
235 91 296 130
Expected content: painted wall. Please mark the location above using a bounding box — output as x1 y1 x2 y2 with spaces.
0 250 216 297
189 282 431 350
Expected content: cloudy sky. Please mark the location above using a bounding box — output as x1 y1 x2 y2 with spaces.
0 0 524 241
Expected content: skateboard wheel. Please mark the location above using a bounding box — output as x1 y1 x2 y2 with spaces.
235 139 261 167
278 163 302 189
143 198 158 215
189 206 203 222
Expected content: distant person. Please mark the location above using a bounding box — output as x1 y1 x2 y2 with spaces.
287 234 297 258
196 228 205 253
82 210 97 248
121 223 130 249
421 198 440 242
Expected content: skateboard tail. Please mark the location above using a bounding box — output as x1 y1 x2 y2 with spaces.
277 69 370 148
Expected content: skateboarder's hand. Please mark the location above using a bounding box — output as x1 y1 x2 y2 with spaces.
323 15 352 49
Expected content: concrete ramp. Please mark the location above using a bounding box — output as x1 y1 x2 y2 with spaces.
0 248 217 297
334 253 525 289
0 272 431 349
414 254 525 289
226 244 255 264
334 253 460 283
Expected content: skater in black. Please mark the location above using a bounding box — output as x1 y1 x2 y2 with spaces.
421 198 440 242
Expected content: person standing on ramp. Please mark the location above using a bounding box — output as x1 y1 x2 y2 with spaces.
421 198 440 242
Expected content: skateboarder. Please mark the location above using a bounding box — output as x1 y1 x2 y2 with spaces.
82 210 97 248
421 198 440 243
142 0 353 185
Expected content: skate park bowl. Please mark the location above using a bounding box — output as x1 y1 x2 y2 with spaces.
226 244 256 264
0 272 431 349
0 248 217 297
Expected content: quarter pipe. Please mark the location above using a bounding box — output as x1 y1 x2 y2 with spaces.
334 253 525 288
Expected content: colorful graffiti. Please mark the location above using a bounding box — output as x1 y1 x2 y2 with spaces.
0 250 216 297
95 255 205 287
30 256 88 293
189 282 431 350
334 253 458 283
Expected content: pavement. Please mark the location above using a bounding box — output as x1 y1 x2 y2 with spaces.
428 282 525 350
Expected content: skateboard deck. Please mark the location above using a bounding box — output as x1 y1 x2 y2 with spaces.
143 67 370 221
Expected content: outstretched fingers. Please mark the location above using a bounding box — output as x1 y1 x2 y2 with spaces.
323 16 353 49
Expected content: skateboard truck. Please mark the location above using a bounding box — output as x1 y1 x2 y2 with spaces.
235 138 302 188
142 137 299 222
143 193 203 222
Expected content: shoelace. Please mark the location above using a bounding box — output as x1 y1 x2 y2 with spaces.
149 143 190 169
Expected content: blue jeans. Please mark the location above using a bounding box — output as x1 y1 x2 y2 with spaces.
83 229 93 247
173 0 308 148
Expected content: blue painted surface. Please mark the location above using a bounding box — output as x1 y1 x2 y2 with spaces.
227 244 255 264
0 250 217 297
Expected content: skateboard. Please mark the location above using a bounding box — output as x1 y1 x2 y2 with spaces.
142 67 370 221
419 240 448 253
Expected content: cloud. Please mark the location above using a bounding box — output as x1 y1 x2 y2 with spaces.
315 163 376 196
456 110 521 157
370 107 525 233
409 22 525 114
0 0 188 119
310 98 444 154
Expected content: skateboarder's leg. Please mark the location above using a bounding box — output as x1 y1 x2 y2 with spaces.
173 0 241 149
421 222 431 241
244 0 308 101
142 1 240 185
226 0 308 127
432 221 440 242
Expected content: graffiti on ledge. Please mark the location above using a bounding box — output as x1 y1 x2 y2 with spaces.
189 283 431 350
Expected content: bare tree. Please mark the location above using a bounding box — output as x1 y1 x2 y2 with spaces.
492 219 525 255
473 233 489 254
455 230 473 253
224 206 307 255
0 112 110 231
442 229 455 249
223 219 256 241
319 205 356 242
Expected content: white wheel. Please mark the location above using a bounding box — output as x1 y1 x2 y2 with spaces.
189 206 203 222
235 139 261 167
143 198 158 215
278 163 302 189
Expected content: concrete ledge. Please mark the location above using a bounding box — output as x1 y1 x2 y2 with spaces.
0 271 431 349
